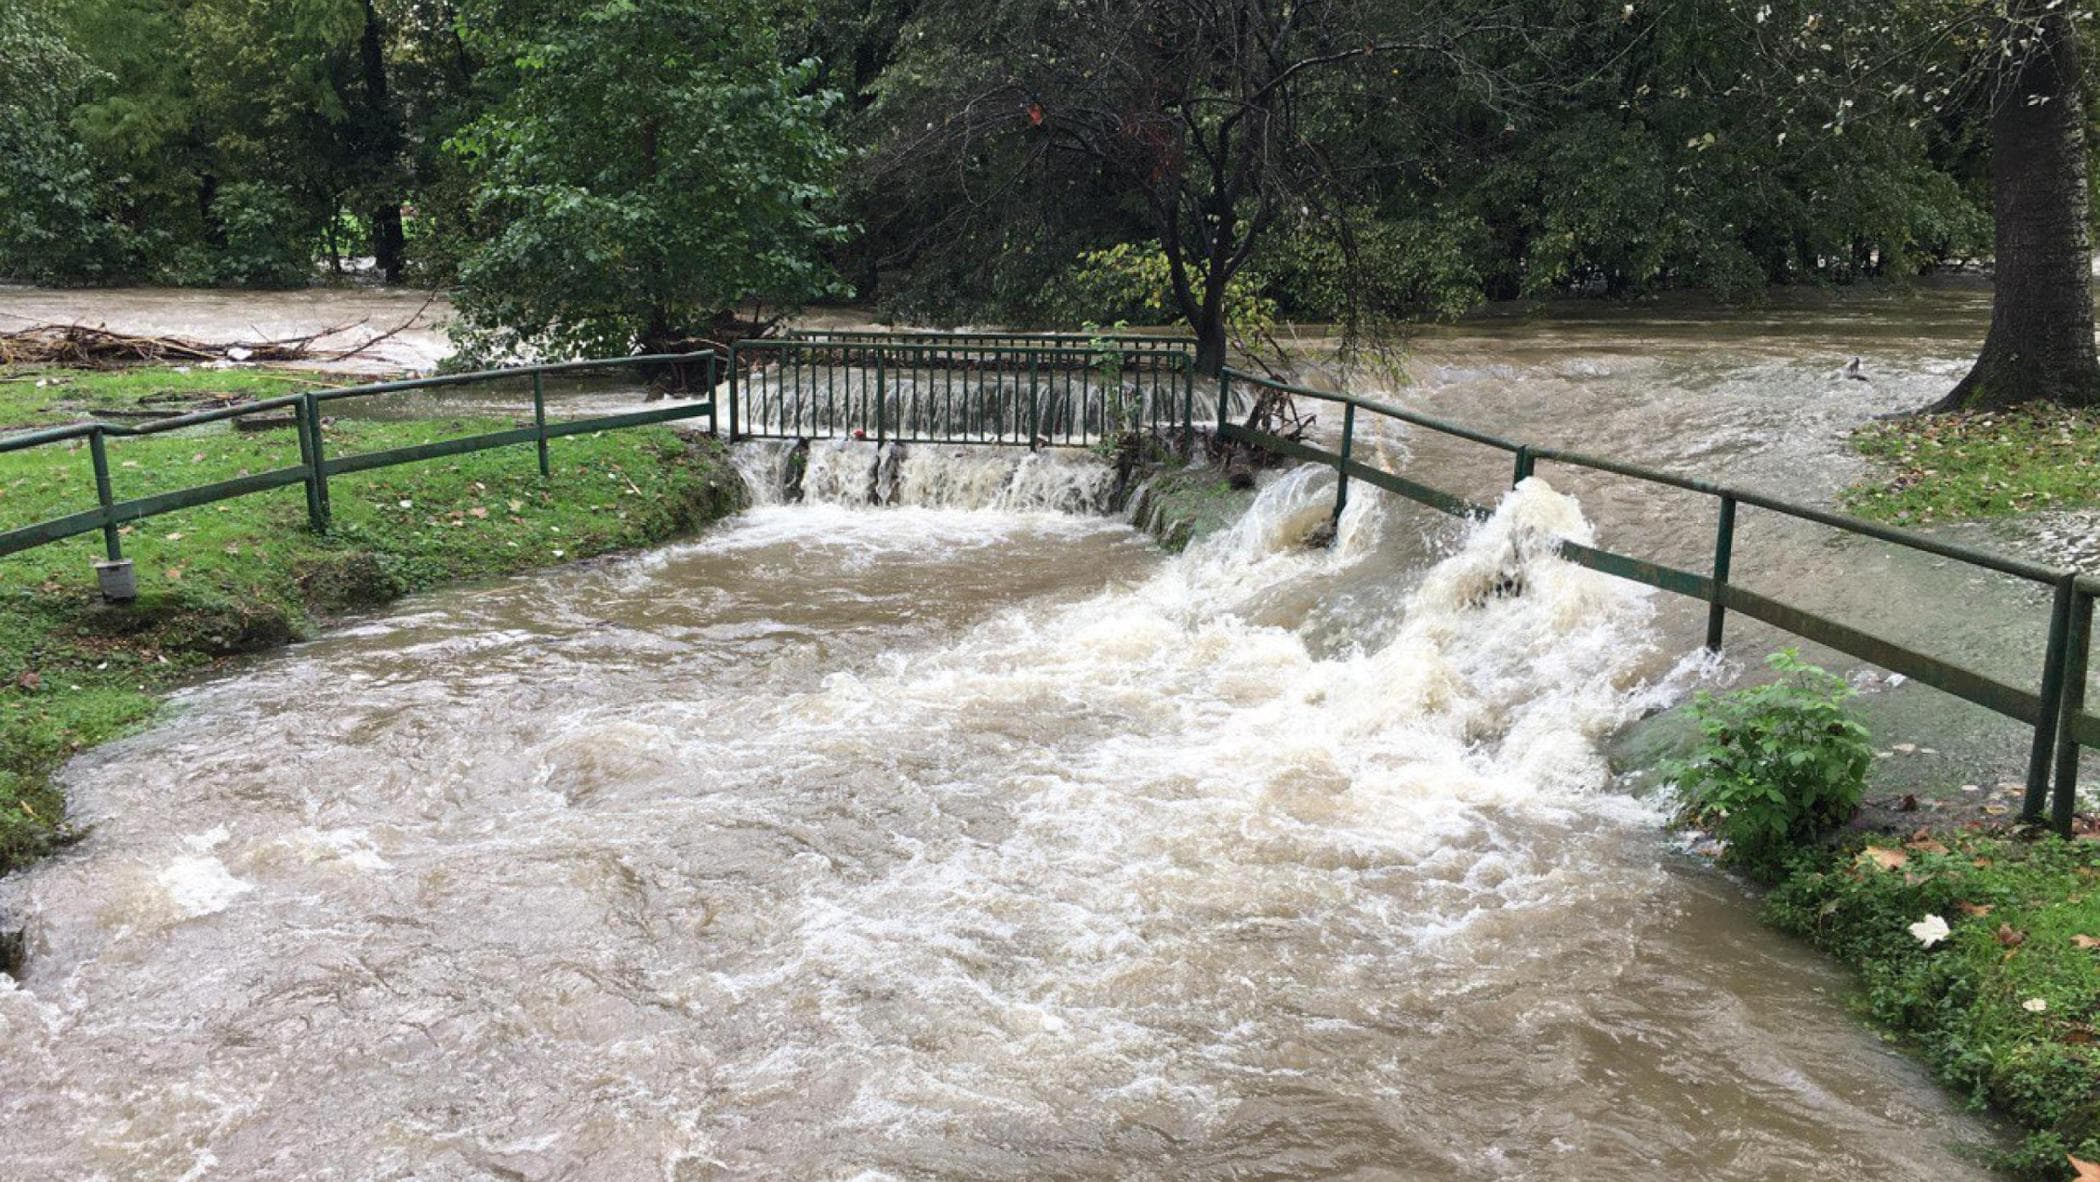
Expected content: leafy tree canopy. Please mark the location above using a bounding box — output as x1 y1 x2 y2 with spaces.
444 0 848 361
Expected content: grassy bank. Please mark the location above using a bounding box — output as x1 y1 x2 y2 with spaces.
1770 833 2100 1178
0 365 745 874
1845 405 2100 525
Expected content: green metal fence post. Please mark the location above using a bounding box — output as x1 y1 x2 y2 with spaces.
706 354 718 438
1331 401 1356 532
1181 359 1195 455
1216 370 1232 433
2026 575 2080 821
1513 446 1534 485
1706 495 1737 651
304 391 331 531
89 427 121 561
294 397 326 533
728 344 741 440
875 347 887 443
2049 586 2092 834
533 371 551 477
1028 352 1041 449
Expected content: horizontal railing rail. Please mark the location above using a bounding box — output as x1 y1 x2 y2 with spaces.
730 338 1198 451
1217 365 2098 833
785 327 1194 356
0 352 718 565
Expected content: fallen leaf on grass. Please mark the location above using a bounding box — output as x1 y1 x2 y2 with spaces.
470 506 488 519
164 567 182 582
1906 837 1951 855
1998 923 2027 948
1956 901 1993 918
2074 935 2100 950
15 671 39 691
1861 847 1909 871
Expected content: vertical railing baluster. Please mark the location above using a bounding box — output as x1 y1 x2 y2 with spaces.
1181 357 1195 455
728 343 742 439
1028 352 1040 449
1705 495 1738 653
875 347 887 444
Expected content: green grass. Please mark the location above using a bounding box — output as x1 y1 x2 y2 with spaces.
1769 833 2100 1179
1844 406 2100 525
0 366 745 874
0 364 335 429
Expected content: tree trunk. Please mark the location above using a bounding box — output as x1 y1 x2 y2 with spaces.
1194 306 1228 375
359 0 408 283
1933 4 2100 412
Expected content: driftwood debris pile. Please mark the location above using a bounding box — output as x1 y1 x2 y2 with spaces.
0 293 437 370
0 322 389 369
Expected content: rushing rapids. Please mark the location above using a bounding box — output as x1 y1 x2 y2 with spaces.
0 446 1999 1179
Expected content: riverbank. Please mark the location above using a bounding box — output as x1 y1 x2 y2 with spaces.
1771 832 2100 1179
0 364 746 875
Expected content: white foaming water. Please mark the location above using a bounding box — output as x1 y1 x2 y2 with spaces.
735 438 1117 513
0 466 1995 1179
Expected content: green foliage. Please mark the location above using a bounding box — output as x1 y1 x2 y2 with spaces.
1052 244 1276 343
1665 649 1873 880
1768 832 2100 1178
1262 213 1487 325
0 2 131 284
208 182 316 287
0 363 747 874
445 0 847 360
1845 405 2100 525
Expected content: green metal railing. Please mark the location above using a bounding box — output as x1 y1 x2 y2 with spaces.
1218 366 2100 834
730 338 1198 451
0 352 717 562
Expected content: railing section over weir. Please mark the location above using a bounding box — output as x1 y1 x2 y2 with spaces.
2 329 2099 835
729 335 1198 450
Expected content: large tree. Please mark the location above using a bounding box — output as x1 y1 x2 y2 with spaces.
445 0 847 361
864 0 1541 373
1931 0 2100 411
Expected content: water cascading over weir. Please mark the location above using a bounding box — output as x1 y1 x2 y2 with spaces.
718 329 1211 514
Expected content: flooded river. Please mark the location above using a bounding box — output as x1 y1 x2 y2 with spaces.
0 282 2038 1178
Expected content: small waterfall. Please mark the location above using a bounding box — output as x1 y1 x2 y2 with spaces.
732 439 1117 514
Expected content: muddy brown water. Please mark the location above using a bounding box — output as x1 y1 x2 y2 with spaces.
0 281 2046 1179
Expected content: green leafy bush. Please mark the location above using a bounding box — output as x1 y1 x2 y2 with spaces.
1665 649 1872 879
